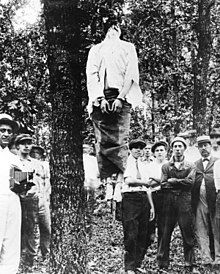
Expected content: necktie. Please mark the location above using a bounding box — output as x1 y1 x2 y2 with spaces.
202 158 209 162
202 158 209 169
136 160 141 179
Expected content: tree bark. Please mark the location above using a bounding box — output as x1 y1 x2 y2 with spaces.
43 1 86 273
192 0 215 134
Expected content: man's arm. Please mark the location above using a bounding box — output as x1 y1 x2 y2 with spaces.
147 190 155 221
168 164 196 189
124 176 149 187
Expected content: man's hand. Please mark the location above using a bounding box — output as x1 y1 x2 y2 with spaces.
149 207 155 221
167 178 177 184
100 98 110 113
111 98 123 113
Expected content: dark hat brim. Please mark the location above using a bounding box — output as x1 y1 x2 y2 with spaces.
151 141 168 153
0 118 19 132
30 145 45 154
129 140 146 150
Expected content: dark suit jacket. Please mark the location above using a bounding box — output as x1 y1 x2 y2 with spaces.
192 156 218 217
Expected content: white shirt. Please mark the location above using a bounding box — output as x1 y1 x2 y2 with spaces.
0 147 22 195
147 159 168 192
200 156 211 205
214 159 220 191
86 37 143 114
122 154 150 193
83 154 100 189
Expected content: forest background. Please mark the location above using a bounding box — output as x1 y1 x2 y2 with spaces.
1 0 220 273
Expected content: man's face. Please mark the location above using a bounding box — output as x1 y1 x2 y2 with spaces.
0 124 13 148
211 136 220 151
17 140 32 155
198 142 212 158
131 146 143 159
172 141 185 157
154 145 166 161
30 149 42 160
144 145 152 158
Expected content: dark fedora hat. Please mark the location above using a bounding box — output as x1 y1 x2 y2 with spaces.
0 113 19 132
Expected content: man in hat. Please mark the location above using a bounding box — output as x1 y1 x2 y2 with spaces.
146 141 168 247
0 113 22 273
121 139 155 274
86 15 143 193
191 136 219 266
210 126 220 158
157 137 198 273
16 134 51 270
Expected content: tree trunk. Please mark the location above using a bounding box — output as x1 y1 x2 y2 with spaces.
192 0 215 134
43 1 86 273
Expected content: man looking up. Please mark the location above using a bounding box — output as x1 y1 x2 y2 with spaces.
192 136 219 266
157 137 198 274
0 113 22 274
121 139 155 274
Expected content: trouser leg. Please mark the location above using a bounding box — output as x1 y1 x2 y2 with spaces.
21 196 39 264
213 196 220 264
157 193 177 268
0 194 21 274
122 192 148 271
136 195 150 268
195 201 213 263
178 193 195 266
38 197 51 258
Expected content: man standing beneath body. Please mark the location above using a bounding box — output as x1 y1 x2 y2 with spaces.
0 113 22 274
16 134 51 270
157 137 198 274
192 136 219 267
86 14 142 185
121 139 155 274
147 141 168 247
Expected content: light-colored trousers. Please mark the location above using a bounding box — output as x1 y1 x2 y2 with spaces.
0 193 21 274
195 201 220 264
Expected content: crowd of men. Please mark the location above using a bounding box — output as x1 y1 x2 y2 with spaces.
85 128 220 274
0 113 51 274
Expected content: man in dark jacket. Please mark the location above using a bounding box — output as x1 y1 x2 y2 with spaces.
192 135 218 265
157 137 198 274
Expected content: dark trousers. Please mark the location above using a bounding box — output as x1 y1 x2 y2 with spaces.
122 192 150 271
157 191 195 268
148 191 164 247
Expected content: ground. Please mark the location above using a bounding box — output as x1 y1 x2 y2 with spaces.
18 205 218 274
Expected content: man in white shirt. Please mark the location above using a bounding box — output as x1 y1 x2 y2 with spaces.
191 136 219 266
86 15 143 190
147 141 168 247
0 113 22 274
121 139 154 274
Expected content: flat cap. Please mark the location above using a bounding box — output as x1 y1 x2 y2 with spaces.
151 141 168 153
129 139 146 150
210 128 220 138
171 137 187 149
0 113 19 132
30 145 45 155
197 135 211 145
15 134 32 145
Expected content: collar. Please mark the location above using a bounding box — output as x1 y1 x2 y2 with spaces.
0 146 10 153
169 156 186 170
202 156 211 161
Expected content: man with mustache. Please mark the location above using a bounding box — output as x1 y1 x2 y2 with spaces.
192 136 219 267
